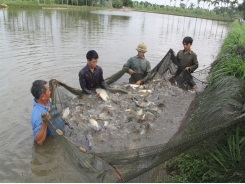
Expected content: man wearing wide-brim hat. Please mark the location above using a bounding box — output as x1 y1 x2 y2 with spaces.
123 43 151 85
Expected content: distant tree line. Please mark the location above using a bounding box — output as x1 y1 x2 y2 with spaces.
33 0 245 18
132 0 245 19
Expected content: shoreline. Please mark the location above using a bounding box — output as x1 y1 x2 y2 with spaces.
0 1 234 22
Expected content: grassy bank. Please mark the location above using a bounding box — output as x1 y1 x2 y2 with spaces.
0 0 41 8
0 0 107 10
133 7 234 22
209 21 245 84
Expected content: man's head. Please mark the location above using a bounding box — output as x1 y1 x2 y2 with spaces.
86 50 99 70
31 80 50 101
182 36 193 52
136 43 147 58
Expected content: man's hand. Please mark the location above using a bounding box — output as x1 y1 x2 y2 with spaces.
95 93 101 98
135 80 141 85
129 69 135 75
185 67 191 71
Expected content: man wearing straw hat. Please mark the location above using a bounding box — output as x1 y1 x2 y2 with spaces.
123 43 151 85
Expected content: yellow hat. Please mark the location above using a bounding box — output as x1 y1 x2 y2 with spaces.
136 43 147 52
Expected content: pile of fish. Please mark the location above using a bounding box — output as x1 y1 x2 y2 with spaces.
60 79 196 153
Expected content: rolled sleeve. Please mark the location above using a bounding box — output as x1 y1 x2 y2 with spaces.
31 114 42 139
78 70 94 95
141 60 151 83
31 100 50 139
190 53 198 72
123 58 132 73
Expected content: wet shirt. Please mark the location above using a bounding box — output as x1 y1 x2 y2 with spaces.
78 64 109 95
176 49 198 73
31 99 52 139
123 55 151 84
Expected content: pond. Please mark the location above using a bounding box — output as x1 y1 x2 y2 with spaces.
0 8 228 182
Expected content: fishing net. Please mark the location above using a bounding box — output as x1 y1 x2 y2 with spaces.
42 49 245 182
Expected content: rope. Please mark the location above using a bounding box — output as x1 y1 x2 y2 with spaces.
178 69 211 85
191 74 210 85
56 82 64 111
193 65 211 73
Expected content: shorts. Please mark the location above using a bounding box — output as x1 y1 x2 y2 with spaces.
187 78 196 87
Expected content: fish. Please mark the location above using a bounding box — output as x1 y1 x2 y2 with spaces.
124 84 140 88
103 121 109 129
124 84 141 90
108 88 128 94
138 89 152 93
85 133 93 150
96 116 112 121
137 109 143 116
89 118 99 131
98 112 109 118
96 88 109 101
145 108 161 115
135 101 152 108
62 107 70 119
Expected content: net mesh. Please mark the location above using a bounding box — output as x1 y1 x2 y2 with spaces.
42 49 245 182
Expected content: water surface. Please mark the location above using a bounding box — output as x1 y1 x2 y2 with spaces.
0 8 228 182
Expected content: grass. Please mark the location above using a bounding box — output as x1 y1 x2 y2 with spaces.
0 0 107 9
133 7 235 22
0 0 41 8
209 21 245 85
165 126 245 182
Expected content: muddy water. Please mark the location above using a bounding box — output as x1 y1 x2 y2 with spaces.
0 8 228 182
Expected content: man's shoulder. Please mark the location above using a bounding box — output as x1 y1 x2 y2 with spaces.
190 49 197 56
31 101 42 123
177 50 183 54
79 65 89 75
95 65 102 70
129 55 138 60
31 100 50 118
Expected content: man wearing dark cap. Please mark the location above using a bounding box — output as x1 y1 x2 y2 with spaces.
123 43 151 85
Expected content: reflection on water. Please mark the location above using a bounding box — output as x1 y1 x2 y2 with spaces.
0 8 228 182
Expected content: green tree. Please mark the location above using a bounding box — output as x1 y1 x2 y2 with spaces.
189 2 195 9
180 2 186 8
112 0 123 8
238 0 245 18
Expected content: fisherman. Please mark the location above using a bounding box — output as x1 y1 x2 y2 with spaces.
123 43 151 85
30 80 52 145
79 50 109 96
175 36 199 90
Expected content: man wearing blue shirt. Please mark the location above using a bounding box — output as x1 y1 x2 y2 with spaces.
30 80 52 145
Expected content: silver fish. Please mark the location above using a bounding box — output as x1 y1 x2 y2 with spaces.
96 88 109 101
89 118 99 131
62 107 70 119
103 121 109 129
135 101 152 108
85 133 93 150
